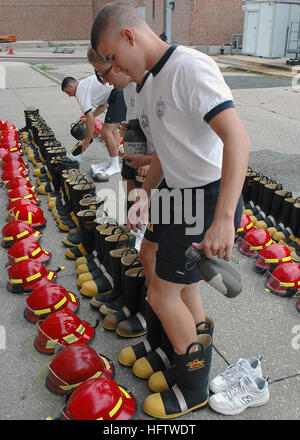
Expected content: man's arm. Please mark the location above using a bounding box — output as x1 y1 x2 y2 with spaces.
193 107 250 261
127 151 164 231
80 111 95 152
93 104 107 118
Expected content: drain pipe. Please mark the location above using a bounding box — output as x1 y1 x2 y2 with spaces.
165 1 174 43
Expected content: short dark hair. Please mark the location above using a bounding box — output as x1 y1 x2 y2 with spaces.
61 76 77 91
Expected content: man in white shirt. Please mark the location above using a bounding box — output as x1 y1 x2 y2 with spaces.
62 74 123 177
91 3 249 419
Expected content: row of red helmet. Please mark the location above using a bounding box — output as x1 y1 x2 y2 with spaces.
237 214 300 298
0 118 137 420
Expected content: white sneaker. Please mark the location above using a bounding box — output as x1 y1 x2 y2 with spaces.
209 355 263 393
90 159 111 174
105 164 120 176
209 375 270 415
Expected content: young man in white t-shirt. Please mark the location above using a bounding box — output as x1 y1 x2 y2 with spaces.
62 74 123 177
91 3 249 419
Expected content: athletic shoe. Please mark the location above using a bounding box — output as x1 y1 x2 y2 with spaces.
209 375 270 416
209 355 263 393
105 164 121 176
90 159 111 174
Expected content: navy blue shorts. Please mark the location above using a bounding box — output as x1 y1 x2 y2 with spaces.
104 89 127 124
121 160 137 180
152 180 243 284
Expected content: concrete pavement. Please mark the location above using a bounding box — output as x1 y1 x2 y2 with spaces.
0 58 299 422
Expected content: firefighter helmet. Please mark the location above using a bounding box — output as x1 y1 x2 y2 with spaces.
24 284 79 324
6 177 36 193
1 168 28 184
46 344 114 394
1 220 42 248
7 259 56 294
236 213 256 237
34 311 95 355
7 238 51 267
61 378 137 420
10 203 47 228
0 120 14 131
1 150 23 163
238 229 273 257
265 262 300 297
7 186 40 205
1 159 28 173
0 140 23 154
254 243 292 273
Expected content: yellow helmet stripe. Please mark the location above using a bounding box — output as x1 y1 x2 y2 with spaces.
34 307 51 315
99 355 110 371
10 278 23 284
119 386 131 399
26 272 41 282
68 292 77 303
282 256 291 262
280 281 295 287
75 324 85 335
54 296 67 310
109 397 122 418
62 333 79 344
45 339 59 349
47 271 54 280
31 247 41 257
27 212 32 224
16 230 30 239
15 210 20 220
4 236 14 241
15 255 29 263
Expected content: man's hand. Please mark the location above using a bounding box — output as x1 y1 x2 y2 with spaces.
127 189 150 232
79 138 91 153
124 154 150 169
192 217 235 261
118 121 129 137
137 164 150 177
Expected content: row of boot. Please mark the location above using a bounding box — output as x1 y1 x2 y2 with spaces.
242 167 300 262
23 109 219 418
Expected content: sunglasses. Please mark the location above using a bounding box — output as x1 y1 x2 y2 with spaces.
94 66 112 84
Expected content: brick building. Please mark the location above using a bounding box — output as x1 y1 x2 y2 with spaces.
0 0 244 46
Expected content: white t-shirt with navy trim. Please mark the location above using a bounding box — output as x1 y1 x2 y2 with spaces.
123 82 137 120
137 45 234 188
76 75 113 115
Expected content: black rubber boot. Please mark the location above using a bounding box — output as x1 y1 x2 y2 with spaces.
242 168 259 203
260 182 283 217
103 231 136 276
99 251 141 315
62 228 81 247
132 324 174 380
118 290 162 366
89 247 136 309
65 210 96 260
116 282 148 338
80 272 112 298
143 334 212 419
102 267 144 331
148 318 214 392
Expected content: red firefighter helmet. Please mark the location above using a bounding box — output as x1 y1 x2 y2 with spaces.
238 229 273 257
7 238 51 267
254 243 292 273
46 344 114 395
265 262 300 297
24 284 79 324
10 203 47 228
0 120 14 131
2 159 28 173
0 147 13 160
34 311 95 355
1 168 28 184
236 213 256 237
1 150 23 162
6 198 37 215
6 177 36 193
7 186 40 205
7 259 56 294
61 378 137 420
1 220 42 248
0 140 23 154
